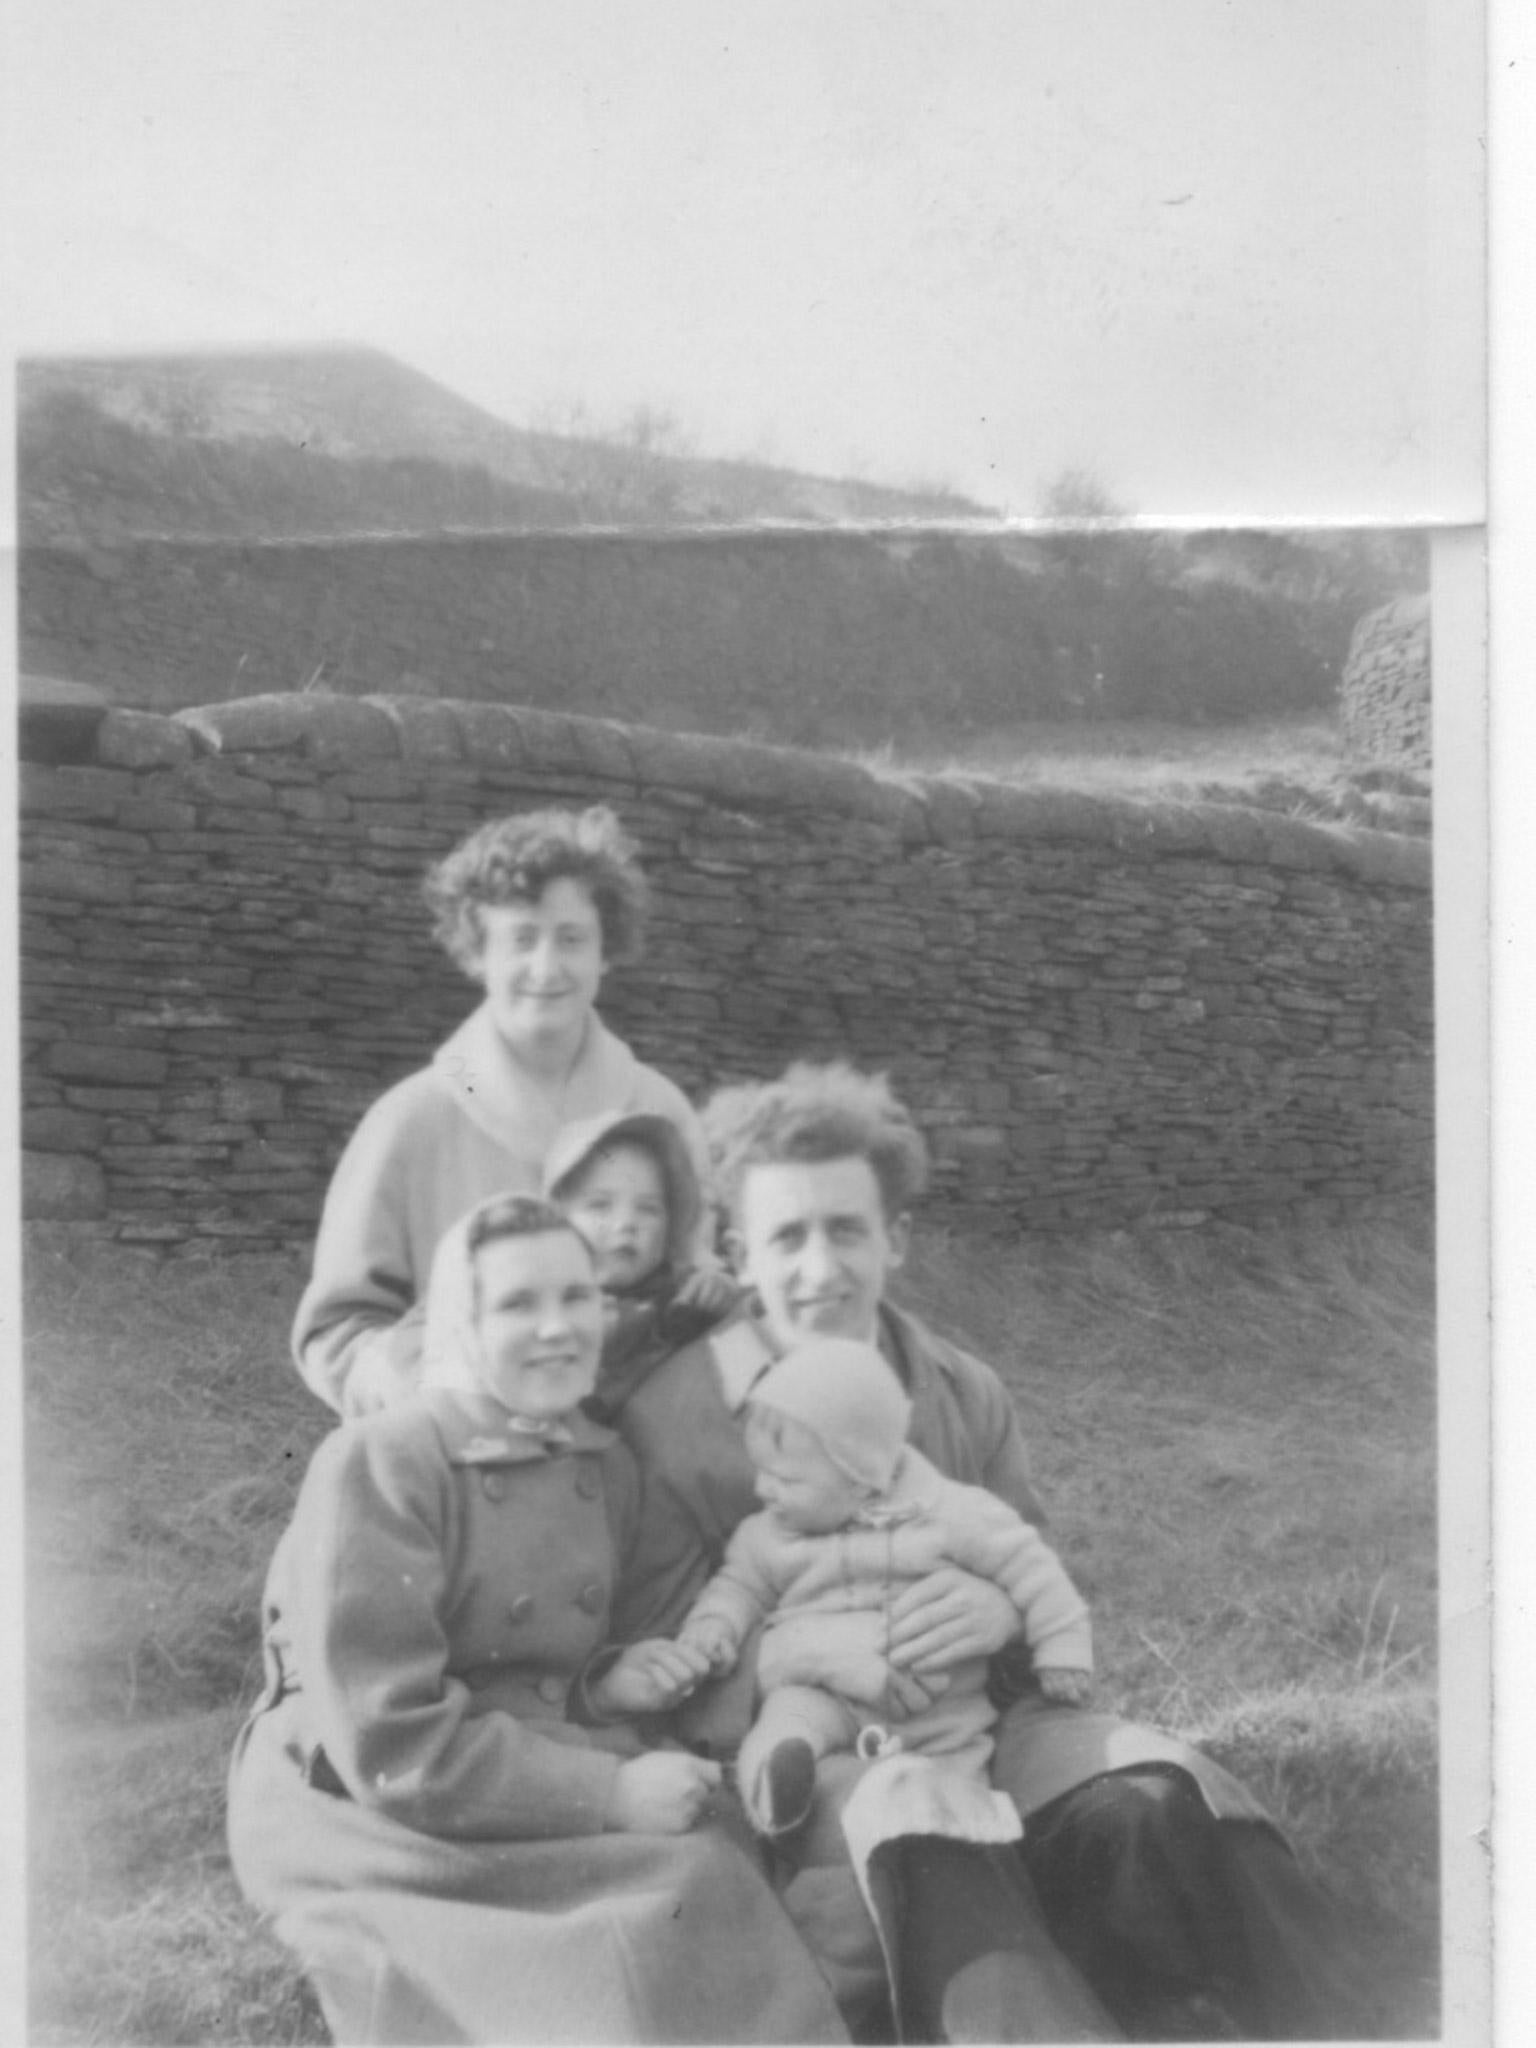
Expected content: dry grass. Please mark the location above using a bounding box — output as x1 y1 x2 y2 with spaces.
847 714 1431 835
25 1207 1439 2041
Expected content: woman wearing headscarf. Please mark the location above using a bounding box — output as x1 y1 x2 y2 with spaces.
230 1192 845 2046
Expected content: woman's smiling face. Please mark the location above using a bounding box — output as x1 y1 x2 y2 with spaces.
472 1227 604 1420
474 878 606 1056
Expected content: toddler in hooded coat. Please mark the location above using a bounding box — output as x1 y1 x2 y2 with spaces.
544 1110 741 1422
677 1337 1094 1839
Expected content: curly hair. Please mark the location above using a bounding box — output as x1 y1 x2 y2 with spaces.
423 806 650 975
702 1063 930 1224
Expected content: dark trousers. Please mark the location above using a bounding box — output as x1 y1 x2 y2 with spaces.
1020 1769 1382 2040
882 1769 1382 2043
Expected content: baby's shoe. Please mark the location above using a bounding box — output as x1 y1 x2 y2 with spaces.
749 1737 817 1838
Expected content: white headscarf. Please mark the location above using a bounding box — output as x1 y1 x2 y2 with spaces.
420 1203 493 1395
420 1192 589 1402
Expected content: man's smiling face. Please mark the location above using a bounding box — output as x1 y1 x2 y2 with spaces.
730 1154 908 1348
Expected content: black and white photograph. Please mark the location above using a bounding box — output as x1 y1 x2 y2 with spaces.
8 1 1493 2042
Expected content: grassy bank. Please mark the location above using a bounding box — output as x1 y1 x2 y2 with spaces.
24 1206 1439 2041
849 713 1431 835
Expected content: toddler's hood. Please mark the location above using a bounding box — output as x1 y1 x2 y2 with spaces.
543 1109 703 1274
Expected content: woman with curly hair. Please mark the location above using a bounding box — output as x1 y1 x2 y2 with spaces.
292 806 707 1417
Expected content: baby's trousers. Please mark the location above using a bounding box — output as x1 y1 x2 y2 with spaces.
737 1683 995 1834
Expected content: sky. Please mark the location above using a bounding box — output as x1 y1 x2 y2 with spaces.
3 0 1485 523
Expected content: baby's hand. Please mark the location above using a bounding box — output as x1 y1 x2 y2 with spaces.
677 1618 739 1675
673 1267 742 1319
589 1638 713 1716
1036 1667 1093 1707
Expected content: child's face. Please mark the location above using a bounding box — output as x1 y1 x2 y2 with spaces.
561 1143 670 1290
473 1227 603 1420
744 1406 866 1535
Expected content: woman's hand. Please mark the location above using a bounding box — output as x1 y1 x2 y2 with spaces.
588 1638 713 1717
606 1751 723 1834
885 1567 1022 1674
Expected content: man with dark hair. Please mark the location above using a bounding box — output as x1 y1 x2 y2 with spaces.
613 1063 1373 2043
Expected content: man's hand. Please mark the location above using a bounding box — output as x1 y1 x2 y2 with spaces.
587 1638 713 1716
1036 1666 1093 1707
885 1567 1022 1674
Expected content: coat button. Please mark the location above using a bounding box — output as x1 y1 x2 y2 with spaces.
537 1676 566 1705
577 1582 606 1615
508 1594 536 1624
574 1467 601 1499
480 1472 507 1503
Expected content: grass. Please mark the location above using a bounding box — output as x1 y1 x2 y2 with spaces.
24 1207 1439 2041
846 712 1432 835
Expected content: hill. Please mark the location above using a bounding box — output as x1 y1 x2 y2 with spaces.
18 346 990 542
17 347 1427 744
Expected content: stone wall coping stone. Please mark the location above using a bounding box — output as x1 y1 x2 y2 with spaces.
98 709 195 768
59 691 1429 892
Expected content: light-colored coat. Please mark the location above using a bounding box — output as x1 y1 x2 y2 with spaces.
228 1387 845 2045
291 1004 705 1415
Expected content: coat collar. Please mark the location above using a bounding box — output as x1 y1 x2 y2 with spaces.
705 1300 952 1416
430 1002 643 1162
422 1387 618 1467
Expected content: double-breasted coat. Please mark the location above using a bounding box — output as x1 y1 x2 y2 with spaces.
227 1387 845 2044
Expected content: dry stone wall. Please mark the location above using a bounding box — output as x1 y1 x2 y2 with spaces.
1340 595 1431 776
20 693 1432 1251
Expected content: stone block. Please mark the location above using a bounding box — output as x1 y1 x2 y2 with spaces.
178 695 316 754
47 1042 169 1085
367 697 467 762
276 784 351 822
560 714 639 786
219 1078 286 1121
21 851 125 904
19 764 133 819
23 1151 107 1220
116 799 199 833
98 710 195 769
453 702 528 766
23 1105 107 1152
61 1086 165 1112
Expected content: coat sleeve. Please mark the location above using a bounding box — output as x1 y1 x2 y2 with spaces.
932 1483 1093 1673
287 1425 622 1840
609 1431 719 1643
680 1518 780 1652
951 1349 1050 1530
609 1358 746 1642
290 1093 430 1417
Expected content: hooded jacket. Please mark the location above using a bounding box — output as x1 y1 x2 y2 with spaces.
543 1108 736 1421
542 1108 705 1274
